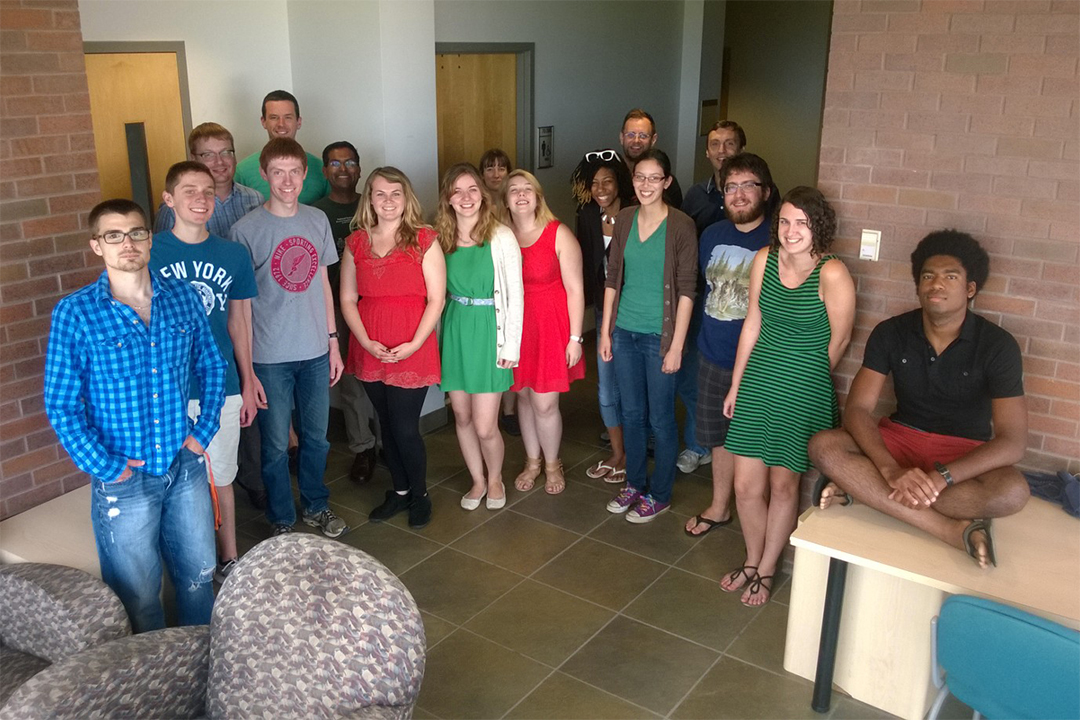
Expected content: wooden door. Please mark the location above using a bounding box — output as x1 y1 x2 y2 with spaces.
84 52 187 204
435 53 517 180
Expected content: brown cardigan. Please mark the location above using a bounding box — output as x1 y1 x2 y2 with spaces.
604 205 698 355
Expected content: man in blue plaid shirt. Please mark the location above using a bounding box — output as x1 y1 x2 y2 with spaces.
44 198 227 633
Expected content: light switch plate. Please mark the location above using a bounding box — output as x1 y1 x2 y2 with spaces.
860 229 881 262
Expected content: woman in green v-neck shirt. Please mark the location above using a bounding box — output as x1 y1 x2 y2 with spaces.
598 149 698 525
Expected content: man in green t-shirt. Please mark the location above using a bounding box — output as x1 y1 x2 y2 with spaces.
233 90 330 205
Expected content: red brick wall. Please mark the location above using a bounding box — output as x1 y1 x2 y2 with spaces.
0 0 99 518
821 0 1079 473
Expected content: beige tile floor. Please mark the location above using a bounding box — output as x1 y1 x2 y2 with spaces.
228 360 975 720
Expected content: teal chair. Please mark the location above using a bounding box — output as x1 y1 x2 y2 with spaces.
929 595 1080 720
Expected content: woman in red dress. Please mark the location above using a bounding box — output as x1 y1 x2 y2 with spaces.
503 170 585 495
340 166 446 529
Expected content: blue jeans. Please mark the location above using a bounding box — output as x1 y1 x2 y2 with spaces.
677 346 707 456
612 327 679 503
595 306 621 428
254 354 331 527
91 448 216 633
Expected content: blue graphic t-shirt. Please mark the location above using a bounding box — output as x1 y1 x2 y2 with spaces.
697 219 771 368
150 231 258 396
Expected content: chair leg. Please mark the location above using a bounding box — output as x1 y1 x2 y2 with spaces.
927 686 950 720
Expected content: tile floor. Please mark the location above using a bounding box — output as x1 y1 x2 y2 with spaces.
228 360 974 720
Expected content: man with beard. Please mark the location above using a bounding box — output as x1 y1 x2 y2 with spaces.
44 198 226 631
683 153 775 537
620 108 683 209
312 141 378 484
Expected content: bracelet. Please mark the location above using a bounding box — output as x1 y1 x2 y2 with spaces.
569 335 583 344
328 332 339 340
934 462 954 486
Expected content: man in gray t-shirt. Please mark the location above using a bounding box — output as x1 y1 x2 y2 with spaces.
230 138 347 539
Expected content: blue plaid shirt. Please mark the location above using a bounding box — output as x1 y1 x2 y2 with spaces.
153 182 264 238
44 271 227 482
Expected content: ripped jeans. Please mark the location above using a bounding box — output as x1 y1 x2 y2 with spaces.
91 447 217 633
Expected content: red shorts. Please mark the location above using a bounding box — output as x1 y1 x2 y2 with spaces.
878 417 983 473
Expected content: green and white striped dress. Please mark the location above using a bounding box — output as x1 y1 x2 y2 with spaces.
724 251 840 473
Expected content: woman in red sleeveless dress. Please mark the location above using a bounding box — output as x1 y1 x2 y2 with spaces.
503 170 585 495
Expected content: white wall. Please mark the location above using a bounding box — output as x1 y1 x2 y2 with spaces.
433 0 686 223
79 0 293 159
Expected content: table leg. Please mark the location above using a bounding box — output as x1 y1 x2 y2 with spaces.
811 557 849 713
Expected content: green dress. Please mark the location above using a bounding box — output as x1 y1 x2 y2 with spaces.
440 244 513 393
724 252 840 473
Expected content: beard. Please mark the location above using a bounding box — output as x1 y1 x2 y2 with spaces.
727 199 765 225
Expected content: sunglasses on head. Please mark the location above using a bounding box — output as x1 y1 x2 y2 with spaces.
584 149 621 163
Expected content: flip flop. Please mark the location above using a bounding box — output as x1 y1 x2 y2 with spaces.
812 475 852 508
604 467 627 485
684 514 733 537
962 518 997 567
586 460 615 479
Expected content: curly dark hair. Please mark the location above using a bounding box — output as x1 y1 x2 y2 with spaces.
770 186 836 256
569 149 633 208
910 229 990 294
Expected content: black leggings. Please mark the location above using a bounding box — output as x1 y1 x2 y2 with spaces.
362 381 428 497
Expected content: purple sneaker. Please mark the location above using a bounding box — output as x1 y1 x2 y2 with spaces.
606 486 643 514
626 495 670 524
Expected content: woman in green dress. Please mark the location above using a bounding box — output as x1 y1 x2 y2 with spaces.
721 187 856 607
435 163 524 512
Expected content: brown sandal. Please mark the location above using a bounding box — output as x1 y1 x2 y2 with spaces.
721 564 757 594
514 457 542 491
544 459 566 495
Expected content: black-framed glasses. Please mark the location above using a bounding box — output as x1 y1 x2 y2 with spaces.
585 149 621 162
723 181 763 195
328 159 359 169
94 228 151 244
194 150 235 162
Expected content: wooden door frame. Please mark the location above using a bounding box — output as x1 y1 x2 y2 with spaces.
435 42 534 172
83 41 193 139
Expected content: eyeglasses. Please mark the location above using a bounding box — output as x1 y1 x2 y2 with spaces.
622 132 653 141
723 181 763 195
327 159 359 169
94 228 151 244
633 173 665 185
585 149 620 162
194 150 235 162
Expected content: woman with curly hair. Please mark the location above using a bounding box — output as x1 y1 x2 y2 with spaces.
435 163 524 512
720 186 856 606
340 167 445 529
570 150 634 483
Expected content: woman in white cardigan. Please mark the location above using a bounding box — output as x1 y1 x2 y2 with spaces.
435 163 524 511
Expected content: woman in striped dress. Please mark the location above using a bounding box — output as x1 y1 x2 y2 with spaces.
721 186 855 606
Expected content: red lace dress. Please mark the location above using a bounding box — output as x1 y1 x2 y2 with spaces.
345 227 440 388
511 221 585 393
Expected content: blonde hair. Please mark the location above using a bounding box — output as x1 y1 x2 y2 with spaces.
434 163 500 254
502 169 557 227
351 166 428 255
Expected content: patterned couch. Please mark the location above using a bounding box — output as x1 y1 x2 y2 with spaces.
2 534 427 718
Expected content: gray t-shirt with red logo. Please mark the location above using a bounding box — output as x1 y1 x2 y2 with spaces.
230 205 338 364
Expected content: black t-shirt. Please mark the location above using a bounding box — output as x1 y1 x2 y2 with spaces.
862 309 1024 441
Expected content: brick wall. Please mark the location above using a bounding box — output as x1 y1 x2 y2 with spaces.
821 0 1079 473
0 0 99 518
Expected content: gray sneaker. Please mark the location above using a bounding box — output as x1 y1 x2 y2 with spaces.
676 449 711 474
214 558 239 584
302 509 348 538
271 524 293 537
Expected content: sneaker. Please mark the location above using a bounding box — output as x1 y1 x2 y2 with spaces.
676 449 712 474
599 430 610 443
271 524 293 537
302 509 348 538
214 558 238 584
499 412 522 437
369 490 410 522
349 448 376 484
606 486 643 514
408 494 432 529
626 495 670 524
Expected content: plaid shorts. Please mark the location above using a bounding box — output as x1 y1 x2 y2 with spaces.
695 355 734 450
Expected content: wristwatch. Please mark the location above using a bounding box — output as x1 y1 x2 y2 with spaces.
934 462 954 486
569 335 583 344
328 332 339 340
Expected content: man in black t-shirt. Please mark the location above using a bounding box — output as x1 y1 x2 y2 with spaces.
808 230 1029 569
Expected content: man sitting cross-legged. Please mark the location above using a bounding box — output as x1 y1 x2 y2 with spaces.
808 230 1029 569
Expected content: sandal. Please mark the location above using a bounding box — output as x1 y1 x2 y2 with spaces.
544 459 566 495
812 475 852 509
586 460 615 479
604 467 626 485
741 574 773 607
721 564 757 594
962 518 997 567
684 513 733 537
514 457 542 492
